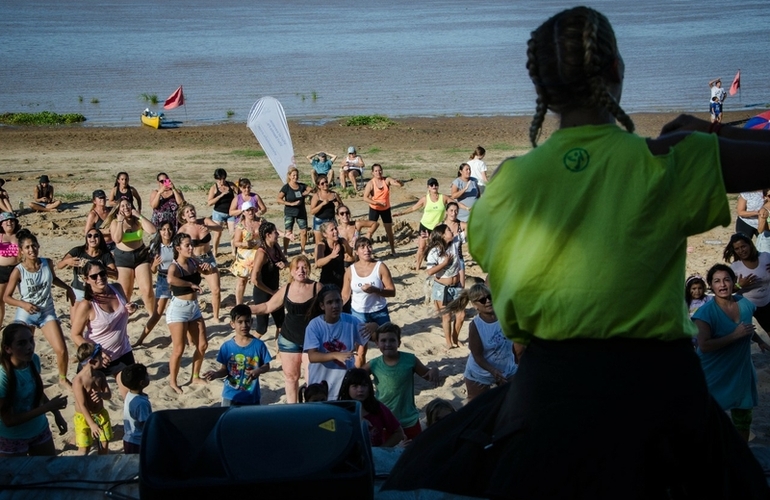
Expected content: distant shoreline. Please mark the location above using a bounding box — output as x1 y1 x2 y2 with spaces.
0 109 761 133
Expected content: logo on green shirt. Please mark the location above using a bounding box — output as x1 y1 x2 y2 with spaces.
563 148 590 172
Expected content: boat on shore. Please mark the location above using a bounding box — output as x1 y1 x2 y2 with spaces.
141 109 164 129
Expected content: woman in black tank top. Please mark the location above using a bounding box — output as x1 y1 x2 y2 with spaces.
250 222 288 338
166 232 211 395
207 168 237 257
249 254 318 403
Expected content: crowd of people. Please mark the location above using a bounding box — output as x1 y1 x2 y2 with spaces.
0 142 499 457
3 6 770 496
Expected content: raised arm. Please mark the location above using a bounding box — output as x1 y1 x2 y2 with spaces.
249 283 287 316
658 116 770 193
394 196 427 217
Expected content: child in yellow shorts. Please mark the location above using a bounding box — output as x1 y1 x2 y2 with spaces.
73 343 113 455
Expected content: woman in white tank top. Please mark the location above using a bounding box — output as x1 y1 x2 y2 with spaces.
2 229 75 387
342 237 396 326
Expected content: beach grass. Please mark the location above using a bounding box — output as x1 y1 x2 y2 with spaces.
90 98 99 104
140 93 159 105
365 147 383 155
0 112 86 126
59 192 88 202
226 110 235 118
230 149 265 158
343 115 397 130
338 187 358 199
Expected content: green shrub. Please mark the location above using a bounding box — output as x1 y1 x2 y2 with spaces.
230 150 266 158
343 115 397 129
0 112 86 125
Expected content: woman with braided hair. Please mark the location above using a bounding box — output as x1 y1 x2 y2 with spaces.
384 6 770 498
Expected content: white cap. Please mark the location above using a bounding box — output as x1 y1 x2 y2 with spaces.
241 201 256 211
348 146 356 154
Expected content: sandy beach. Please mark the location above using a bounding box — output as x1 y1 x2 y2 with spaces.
1 110 768 455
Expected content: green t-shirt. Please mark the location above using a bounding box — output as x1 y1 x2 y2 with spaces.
468 125 729 344
370 352 419 428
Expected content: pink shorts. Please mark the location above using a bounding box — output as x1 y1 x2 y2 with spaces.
0 426 52 455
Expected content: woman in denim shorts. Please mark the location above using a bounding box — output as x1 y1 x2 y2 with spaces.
425 224 464 350
166 232 211 394
177 203 222 322
250 255 319 403
135 221 175 346
206 168 237 257
342 237 395 326
3 229 75 386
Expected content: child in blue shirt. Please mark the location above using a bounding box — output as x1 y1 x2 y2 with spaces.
204 305 271 406
120 363 151 454
710 96 722 123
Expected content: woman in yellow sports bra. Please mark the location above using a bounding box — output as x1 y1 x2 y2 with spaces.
108 198 156 316
177 203 223 321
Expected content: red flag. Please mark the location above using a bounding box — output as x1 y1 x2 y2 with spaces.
163 86 184 109
729 70 740 96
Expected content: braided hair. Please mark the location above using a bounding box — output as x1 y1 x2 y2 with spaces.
526 6 634 147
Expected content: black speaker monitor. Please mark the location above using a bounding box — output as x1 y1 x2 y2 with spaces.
139 401 373 499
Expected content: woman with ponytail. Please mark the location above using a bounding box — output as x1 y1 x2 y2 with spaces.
250 221 288 339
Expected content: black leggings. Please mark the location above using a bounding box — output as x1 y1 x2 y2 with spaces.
735 217 759 239
252 287 285 335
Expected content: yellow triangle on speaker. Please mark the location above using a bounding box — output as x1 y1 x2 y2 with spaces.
318 419 336 432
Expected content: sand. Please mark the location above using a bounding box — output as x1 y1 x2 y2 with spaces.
1 110 768 455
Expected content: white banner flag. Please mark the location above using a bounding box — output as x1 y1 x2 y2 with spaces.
247 97 295 184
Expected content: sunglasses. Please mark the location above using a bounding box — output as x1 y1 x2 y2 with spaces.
318 182 328 186
338 211 350 216
428 183 439 187
475 295 492 304
86 233 101 239
88 270 107 281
